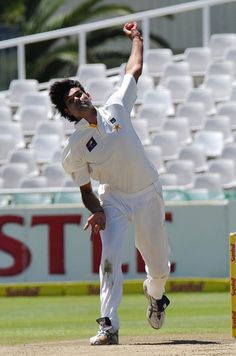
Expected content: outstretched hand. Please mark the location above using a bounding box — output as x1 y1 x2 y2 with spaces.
83 211 106 240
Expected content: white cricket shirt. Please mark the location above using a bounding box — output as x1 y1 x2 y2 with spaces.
62 74 158 194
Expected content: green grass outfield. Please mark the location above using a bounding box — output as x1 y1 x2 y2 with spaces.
0 292 231 345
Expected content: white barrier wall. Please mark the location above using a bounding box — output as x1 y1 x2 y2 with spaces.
0 201 235 283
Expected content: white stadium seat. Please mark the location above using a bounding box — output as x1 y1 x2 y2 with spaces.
41 163 68 188
184 47 212 77
163 117 192 145
144 48 173 78
193 130 224 158
14 105 47 135
136 75 155 104
186 87 215 115
137 104 166 133
0 121 25 148
217 101 236 130
85 78 114 106
208 158 236 189
209 33 236 60
162 75 193 104
143 88 174 116
166 159 195 189
193 172 225 199
204 115 233 144
8 148 39 177
1 162 29 188
179 145 208 173
76 63 107 87
0 134 16 164
176 102 206 131
30 134 61 164
151 131 179 161
131 118 150 145
0 106 12 121
8 79 38 107
202 74 232 102
144 145 165 174
22 92 54 119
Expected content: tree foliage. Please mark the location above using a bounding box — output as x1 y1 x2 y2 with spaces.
0 0 172 82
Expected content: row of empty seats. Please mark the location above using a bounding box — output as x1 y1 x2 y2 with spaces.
1 33 236 204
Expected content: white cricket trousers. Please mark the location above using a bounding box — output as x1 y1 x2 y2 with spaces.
99 180 170 331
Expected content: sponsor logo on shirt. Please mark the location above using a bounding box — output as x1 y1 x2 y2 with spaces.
86 137 97 152
110 117 116 124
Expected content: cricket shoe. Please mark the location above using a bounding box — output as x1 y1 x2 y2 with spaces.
90 317 119 345
143 280 170 329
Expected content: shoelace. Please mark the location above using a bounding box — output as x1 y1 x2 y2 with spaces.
97 325 113 334
149 296 162 318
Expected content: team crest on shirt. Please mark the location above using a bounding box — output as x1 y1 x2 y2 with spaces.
113 123 121 132
86 137 97 152
109 117 121 132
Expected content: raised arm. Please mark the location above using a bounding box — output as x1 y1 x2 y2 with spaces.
123 22 143 82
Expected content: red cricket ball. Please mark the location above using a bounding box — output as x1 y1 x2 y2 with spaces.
125 23 134 31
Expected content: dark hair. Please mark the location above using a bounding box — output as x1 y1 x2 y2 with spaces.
49 79 86 122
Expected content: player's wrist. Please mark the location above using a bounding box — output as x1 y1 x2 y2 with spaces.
130 31 143 41
91 207 104 214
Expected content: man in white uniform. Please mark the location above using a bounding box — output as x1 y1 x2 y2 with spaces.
49 22 170 346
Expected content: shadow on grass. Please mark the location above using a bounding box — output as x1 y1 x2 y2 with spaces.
133 339 219 346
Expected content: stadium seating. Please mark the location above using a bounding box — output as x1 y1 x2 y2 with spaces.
165 159 195 189
161 61 191 81
0 121 25 148
143 88 175 115
186 87 216 114
30 134 61 164
178 145 208 173
176 102 206 131
7 79 38 107
0 106 12 121
136 75 155 104
202 74 232 102
207 60 235 80
0 134 15 164
3 29 236 204
163 117 192 145
151 131 179 161
216 101 236 129
204 115 233 144
184 47 212 77
161 75 193 104
193 130 224 158
131 118 151 145
12 176 52 205
35 120 66 145
21 92 54 119
8 148 39 177
209 33 236 60
76 63 107 87
85 77 114 106
144 145 165 174
1 162 29 188
208 158 236 189
221 143 236 168
193 172 225 199
137 104 167 133
144 48 173 79
14 105 48 136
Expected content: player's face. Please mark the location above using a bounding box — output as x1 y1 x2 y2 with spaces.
64 87 93 118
